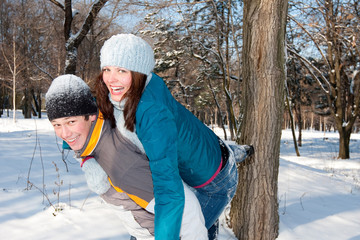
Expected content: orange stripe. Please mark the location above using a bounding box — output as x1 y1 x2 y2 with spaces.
108 178 149 209
81 111 104 157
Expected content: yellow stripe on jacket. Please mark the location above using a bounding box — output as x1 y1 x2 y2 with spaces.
108 177 149 209
81 111 105 157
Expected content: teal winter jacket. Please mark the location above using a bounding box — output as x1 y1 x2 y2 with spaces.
135 73 222 239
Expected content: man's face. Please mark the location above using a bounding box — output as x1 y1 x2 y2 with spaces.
50 115 96 151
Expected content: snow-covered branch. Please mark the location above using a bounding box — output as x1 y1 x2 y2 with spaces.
287 46 331 94
288 14 330 69
73 0 108 47
48 0 65 11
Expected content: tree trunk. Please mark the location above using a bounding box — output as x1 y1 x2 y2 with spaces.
207 78 228 140
286 94 300 156
12 72 16 123
64 45 77 74
311 112 314 130
338 127 350 159
32 89 42 118
23 88 32 118
230 0 288 239
50 0 108 74
296 104 302 147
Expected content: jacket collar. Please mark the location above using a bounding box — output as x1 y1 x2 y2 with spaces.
75 111 105 158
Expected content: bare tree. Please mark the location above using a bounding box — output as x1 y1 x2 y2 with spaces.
49 0 109 74
287 0 360 159
285 81 300 156
143 0 244 140
1 0 64 118
0 0 133 119
2 32 25 122
207 0 240 140
230 0 288 239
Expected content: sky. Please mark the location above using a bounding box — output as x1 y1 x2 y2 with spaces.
0 111 359 240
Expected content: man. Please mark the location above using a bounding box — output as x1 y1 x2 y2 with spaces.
45 74 208 240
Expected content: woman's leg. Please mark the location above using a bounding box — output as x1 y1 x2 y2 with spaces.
228 144 254 163
207 219 219 240
180 182 208 240
193 151 238 229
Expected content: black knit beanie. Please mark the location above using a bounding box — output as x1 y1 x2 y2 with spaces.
45 74 97 121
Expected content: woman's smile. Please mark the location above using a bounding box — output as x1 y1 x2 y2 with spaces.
102 66 132 102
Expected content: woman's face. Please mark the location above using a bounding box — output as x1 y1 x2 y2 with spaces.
102 66 132 102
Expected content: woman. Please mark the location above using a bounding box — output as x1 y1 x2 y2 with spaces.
95 34 253 240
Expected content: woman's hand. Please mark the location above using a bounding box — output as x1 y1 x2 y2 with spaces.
81 157 111 195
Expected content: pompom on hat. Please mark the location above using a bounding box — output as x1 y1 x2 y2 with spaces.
100 34 155 76
45 74 98 121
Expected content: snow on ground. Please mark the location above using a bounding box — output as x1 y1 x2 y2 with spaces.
278 131 360 240
0 111 359 240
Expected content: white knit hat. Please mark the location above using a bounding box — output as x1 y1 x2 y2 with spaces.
100 34 155 76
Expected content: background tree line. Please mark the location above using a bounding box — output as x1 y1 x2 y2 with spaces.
1 1 359 152
0 0 359 238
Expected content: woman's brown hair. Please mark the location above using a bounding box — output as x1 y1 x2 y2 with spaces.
94 71 147 132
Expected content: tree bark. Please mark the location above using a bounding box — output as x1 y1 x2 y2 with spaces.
230 0 288 239
50 0 108 74
338 127 351 159
296 104 302 147
286 93 300 156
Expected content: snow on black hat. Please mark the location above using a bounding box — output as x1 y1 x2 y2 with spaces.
45 74 97 121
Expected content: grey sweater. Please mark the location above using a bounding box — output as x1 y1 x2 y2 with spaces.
75 112 155 235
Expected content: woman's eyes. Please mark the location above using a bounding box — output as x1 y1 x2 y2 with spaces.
118 69 127 73
103 68 127 73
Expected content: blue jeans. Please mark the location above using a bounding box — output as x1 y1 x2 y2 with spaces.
192 148 238 229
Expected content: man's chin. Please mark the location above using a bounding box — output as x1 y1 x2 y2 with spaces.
66 142 80 151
